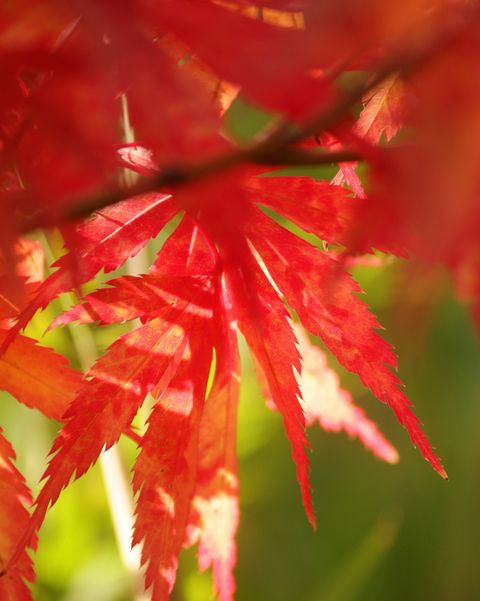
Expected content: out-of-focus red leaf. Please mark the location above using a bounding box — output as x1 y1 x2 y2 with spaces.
294 323 399 464
446 211 480 329
304 0 449 70
140 0 331 119
359 25 480 263
0 0 222 247
0 280 34 323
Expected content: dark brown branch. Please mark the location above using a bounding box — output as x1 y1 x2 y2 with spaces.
15 7 474 233
16 148 362 231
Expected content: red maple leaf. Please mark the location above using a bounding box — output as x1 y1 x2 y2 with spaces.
4 1 479 599
6 168 445 599
0 430 34 601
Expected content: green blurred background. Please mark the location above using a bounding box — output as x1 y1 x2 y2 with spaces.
1 97 479 601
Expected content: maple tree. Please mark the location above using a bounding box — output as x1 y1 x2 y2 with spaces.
1 0 480 599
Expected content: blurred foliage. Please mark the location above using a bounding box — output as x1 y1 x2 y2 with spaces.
1 96 479 601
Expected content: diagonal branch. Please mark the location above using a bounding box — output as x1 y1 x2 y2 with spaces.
14 148 362 232
14 7 474 234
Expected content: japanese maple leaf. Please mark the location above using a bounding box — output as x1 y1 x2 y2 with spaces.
8 164 446 601
330 74 407 194
355 74 407 144
0 320 85 600
141 0 332 119
0 239 84 421
0 331 83 421
6 191 178 342
352 23 480 326
4 6 480 601
0 430 34 601
184 296 240 601
0 0 223 258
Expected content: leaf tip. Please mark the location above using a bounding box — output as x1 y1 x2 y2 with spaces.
303 494 317 530
386 449 400 465
438 467 449 481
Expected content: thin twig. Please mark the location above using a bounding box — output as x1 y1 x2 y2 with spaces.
13 7 473 233
13 148 362 233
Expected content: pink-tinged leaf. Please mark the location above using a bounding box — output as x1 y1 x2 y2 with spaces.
245 173 366 248
319 133 366 199
246 209 446 478
186 277 240 601
141 0 331 119
10 193 179 337
225 236 315 527
0 430 34 601
294 323 399 464
0 330 82 421
329 72 406 207
116 144 158 177
10 278 213 565
355 74 407 144
193 493 238 601
330 161 366 200
132 320 213 601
